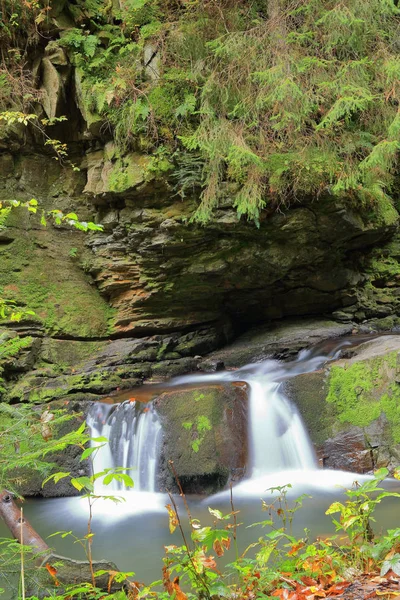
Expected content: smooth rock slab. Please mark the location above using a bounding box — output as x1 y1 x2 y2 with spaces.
203 318 354 368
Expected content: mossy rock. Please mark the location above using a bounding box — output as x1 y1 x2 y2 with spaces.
285 336 400 473
156 383 248 494
7 366 142 404
0 210 114 339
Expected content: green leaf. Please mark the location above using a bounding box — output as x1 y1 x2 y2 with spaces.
70 476 93 492
381 554 400 577
325 502 344 515
80 446 100 460
119 474 134 488
42 472 70 487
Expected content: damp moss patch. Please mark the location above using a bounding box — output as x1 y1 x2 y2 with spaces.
0 224 114 338
326 351 400 442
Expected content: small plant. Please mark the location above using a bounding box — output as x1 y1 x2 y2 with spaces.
326 467 400 572
43 442 134 588
182 415 212 453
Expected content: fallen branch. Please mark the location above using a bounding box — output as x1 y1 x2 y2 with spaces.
0 490 49 555
0 489 124 594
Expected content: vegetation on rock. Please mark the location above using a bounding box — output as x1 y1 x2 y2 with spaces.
1 0 400 223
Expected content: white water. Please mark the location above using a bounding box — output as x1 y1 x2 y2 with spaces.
172 343 348 477
4 336 397 596
87 400 162 492
87 339 350 491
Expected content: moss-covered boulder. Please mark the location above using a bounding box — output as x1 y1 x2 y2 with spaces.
155 383 248 494
284 336 400 473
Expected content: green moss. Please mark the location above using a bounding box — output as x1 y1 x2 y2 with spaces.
327 351 400 441
158 386 225 475
380 387 400 443
108 154 150 193
0 335 33 361
365 196 399 228
0 222 115 337
40 339 107 368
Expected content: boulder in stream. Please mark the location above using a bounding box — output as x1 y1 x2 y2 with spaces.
155 383 248 494
284 336 400 473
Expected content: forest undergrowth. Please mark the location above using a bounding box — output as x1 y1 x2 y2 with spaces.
1 441 400 600
1 0 400 224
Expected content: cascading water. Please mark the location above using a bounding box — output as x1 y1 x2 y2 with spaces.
87 400 162 492
171 344 349 477
87 339 349 493
18 335 394 586
248 378 317 476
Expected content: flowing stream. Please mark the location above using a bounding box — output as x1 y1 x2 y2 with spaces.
2 336 400 594
86 341 346 490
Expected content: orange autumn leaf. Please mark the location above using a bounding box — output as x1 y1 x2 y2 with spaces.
45 563 57 576
198 552 217 570
288 542 305 556
45 563 60 586
325 582 351 595
272 589 294 600
213 537 231 557
162 567 187 600
301 577 318 587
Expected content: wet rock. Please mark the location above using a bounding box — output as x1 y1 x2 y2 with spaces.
198 358 225 372
156 383 248 494
285 336 400 474
205 318 354 368
2 324 229 404
318 427 374 472
26 554 122 598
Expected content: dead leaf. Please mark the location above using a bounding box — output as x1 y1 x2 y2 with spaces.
213 537 230 557
45 563 60 586
40 410 55 441
198 552 217 570
288 542 305 556
162 566 187 599
325 582 351 595
301 577 318 587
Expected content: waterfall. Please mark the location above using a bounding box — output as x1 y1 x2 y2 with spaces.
87 400 162 492
172 344 349 477
87 340 348 492
248 379 316 476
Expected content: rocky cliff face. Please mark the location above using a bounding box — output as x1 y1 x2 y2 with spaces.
2 29 400 495
2 26 400 342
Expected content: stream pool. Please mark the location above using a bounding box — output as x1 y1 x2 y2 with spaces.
1 469 399 592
